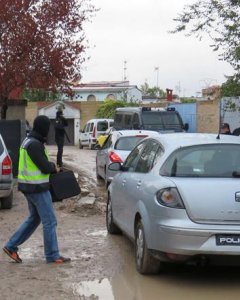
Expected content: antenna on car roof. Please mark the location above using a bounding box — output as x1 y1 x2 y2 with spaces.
216 99 222 139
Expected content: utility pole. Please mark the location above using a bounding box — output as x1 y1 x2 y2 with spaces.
154 66 159 88
123 60 127 81
175 81 181 97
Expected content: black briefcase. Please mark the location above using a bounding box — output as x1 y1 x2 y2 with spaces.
50 170 81 202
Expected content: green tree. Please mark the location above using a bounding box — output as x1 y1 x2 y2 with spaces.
96 99 139 119
180 97 197 103
22 88 61 102
140 82 166 98
221 76 240 97
172 0 240 75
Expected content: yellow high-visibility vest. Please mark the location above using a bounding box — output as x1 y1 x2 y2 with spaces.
18 138 49 184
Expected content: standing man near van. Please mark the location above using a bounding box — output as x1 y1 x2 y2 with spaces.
55 110 68 168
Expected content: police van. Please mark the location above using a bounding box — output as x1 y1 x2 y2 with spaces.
113 107 188 132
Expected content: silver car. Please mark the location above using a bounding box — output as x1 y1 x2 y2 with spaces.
96 130 159 187
0 134 14 209
107 133 240 274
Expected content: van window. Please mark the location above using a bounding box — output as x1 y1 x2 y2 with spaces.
142 111 182 131
133 113 140 129
85 123 90 133
124 114 132 128
97 121 108 131
89 123 94 133
115 114 122 126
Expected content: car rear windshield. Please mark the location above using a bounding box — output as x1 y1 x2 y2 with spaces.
115 136 146 151
160 144 240 178
142 111 183 131
97 121 108 131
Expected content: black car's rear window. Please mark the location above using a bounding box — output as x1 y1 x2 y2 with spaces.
115 136 146 151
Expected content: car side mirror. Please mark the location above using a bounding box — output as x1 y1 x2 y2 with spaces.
109 162 125 172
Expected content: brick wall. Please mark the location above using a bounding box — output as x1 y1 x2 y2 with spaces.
25 100 221 133
25 102 38 127
25 101 102 129
197 100 220 133
5 99 27 121
79 101 102 129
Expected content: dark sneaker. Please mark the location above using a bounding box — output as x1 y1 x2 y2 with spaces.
49 256 71 264
3 247 22 263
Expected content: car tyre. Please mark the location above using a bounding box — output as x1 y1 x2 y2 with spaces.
96 164 102 180
135 220 161 275
1 191 13 209
89 142 95 150
79 140 83 149
106 195 121 234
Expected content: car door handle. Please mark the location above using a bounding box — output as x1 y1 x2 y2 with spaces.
122 179 126 185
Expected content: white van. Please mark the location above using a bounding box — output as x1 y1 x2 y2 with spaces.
79 118 114 149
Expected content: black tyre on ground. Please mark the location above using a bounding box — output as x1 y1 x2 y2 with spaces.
79 140 83 149
106 195 121 234
1 191 13 209
135 220 161 274
96 164 102 180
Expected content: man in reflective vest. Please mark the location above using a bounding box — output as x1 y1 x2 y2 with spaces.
3 115 71 264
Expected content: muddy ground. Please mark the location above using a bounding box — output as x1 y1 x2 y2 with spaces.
0 156 129 300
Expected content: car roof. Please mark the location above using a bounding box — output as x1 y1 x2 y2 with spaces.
148 133 240 150
87 118 113 122
112 130 160 138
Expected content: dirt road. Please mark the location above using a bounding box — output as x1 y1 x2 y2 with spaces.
1 146 240 300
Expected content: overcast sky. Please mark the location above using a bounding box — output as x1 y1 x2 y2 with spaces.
81 0 234 97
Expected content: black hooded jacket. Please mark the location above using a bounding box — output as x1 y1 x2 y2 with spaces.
18 115 56 194
55 111 68 144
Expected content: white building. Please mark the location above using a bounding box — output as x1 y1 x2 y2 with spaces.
62 81 142 103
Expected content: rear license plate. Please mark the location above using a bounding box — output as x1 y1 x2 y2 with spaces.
216 235 240 246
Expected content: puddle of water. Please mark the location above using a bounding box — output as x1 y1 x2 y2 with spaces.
80 251 95 259
86 230 107 237
72 278 114 299
21 246 42 259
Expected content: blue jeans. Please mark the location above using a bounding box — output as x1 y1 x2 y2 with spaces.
5 191 60 262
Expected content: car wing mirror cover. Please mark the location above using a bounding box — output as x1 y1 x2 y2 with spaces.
108 162 123 171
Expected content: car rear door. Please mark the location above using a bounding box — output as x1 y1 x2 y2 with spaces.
120 140 162 237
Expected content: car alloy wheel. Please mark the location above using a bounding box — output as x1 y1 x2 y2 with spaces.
135 223 144 268
135 220 160 274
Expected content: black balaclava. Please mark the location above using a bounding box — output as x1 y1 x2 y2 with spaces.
56 110 63 118
33 115 50 138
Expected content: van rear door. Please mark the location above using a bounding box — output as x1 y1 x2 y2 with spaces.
141 111 185 132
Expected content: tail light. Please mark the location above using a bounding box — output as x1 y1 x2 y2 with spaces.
109 151 123 163
92 126 96 138
156 187 184 209
2 155 12 175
